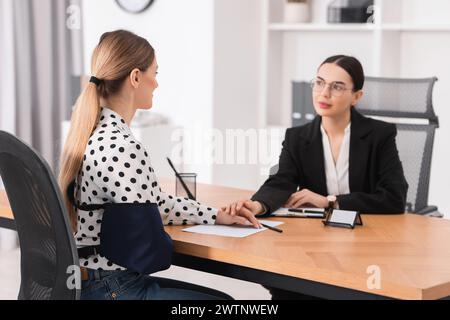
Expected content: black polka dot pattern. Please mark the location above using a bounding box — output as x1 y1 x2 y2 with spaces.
73 107 217 271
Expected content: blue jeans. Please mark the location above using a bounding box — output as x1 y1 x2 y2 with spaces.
81 269 233 300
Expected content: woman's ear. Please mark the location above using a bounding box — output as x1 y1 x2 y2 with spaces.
129 68 141 89
352 90 364 106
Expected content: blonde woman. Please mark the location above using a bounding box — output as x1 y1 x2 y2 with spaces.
59 30 258 300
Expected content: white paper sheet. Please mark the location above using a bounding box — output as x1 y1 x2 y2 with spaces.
182 220 284 238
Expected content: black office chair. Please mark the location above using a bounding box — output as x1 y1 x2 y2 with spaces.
291 76 441 217
358 77 441 217
0 131 80 300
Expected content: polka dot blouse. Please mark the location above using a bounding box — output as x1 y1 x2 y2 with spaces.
73 107 218 271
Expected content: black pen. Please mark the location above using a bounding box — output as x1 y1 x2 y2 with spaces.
261 223 283 233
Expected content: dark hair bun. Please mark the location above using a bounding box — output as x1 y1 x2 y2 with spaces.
320 55 365 91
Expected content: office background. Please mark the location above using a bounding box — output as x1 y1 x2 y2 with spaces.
1 0 450 299
84 0 450 217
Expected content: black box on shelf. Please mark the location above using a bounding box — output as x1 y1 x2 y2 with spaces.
327 0 374 24
292 81 315 127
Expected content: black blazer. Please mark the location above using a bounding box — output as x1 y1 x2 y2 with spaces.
252 109 408 214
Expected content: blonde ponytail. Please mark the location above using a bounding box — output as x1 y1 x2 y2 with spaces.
58 30 154 231
59 83 101 230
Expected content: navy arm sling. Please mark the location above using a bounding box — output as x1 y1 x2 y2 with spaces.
68 181 173 275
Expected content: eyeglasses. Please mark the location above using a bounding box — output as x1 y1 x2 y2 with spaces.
310 78 353 97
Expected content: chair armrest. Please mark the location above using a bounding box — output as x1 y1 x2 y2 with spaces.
417 205 443 218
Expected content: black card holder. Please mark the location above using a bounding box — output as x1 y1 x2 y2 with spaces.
322 208 363 229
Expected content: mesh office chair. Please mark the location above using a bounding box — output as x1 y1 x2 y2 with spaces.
291 76 441 216
0 131 80 300
358 77 440 216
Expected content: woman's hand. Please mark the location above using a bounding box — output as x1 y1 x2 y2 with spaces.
284 189 328 209
229 200 265 217
217 200 263 229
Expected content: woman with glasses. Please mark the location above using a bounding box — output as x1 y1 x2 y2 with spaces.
223 55 408 299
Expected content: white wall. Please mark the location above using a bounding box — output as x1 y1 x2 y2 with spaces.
81 0 215 182
0 0 16 134
82 0 267 190
212 0 265 189
401 0 450 24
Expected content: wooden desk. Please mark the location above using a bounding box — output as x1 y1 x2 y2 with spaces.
2 183 450 299
0 190 15 230
161 181 450 300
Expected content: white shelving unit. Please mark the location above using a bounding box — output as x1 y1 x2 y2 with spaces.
269 23 377 31
261 0 450 128
269 23 450 32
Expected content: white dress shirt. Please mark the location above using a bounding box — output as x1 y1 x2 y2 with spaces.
73 107 218 271
320 123 351 196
